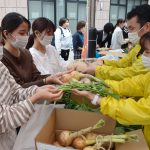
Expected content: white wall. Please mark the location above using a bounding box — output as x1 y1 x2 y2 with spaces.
95 0 110 30
0 0 28 24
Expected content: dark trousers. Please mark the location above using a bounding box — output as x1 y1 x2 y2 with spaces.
60 49 70 61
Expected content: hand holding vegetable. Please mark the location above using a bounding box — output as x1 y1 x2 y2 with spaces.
30 85 63 104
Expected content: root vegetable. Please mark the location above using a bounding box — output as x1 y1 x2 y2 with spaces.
57 119 105 147
53 141 61 146
80 78 91 83
72 136 95 149
85 133 98 140
83 146 96 150
72 134 138 150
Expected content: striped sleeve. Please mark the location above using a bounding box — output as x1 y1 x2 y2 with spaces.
1 62 38 102
0 99 35 134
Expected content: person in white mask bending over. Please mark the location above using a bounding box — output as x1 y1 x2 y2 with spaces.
79 4 150 81
27 17 68 75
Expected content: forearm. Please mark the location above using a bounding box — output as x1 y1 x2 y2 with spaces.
100 96 150 125
0 99 35 134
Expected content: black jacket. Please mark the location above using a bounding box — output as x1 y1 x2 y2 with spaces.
97 30 112 48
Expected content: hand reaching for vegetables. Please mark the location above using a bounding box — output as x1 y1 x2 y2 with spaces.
82 63 97 75
46 72 64 85
72 89 101 105
30 85 63 104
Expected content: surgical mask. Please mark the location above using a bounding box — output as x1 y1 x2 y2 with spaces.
142 55 150 69
128 32 140 44
11 35 29 49
39 35 53 46
128 25 144 44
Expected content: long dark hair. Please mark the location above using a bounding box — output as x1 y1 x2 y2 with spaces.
1 12 30 40
26 17 56 49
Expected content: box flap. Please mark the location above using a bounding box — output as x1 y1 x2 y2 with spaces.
115 129 149 150
36 109 56 145
55 108 116 134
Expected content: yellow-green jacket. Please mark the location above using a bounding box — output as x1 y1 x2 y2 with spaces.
100 72 150 147
95 44 149 81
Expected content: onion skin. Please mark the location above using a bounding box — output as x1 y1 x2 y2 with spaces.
53 141 61 147
57 130 73 146
83 146 96 150
85 133 98 140
72 137 86 149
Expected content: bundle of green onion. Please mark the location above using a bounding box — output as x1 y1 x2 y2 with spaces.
59 81 120 100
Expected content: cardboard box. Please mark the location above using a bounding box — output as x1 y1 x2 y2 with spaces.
35 108 149 150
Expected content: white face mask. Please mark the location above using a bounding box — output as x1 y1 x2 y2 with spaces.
128 25 144 45
39 35 53 46
142 55 150 69
11 35 29 49
128 32 140 45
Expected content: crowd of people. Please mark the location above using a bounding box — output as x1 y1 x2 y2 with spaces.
0 3 150 150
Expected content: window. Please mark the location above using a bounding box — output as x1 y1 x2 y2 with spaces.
110 0 148 25
28 0 87 34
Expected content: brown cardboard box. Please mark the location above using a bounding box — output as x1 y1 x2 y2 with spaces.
35 108 149 150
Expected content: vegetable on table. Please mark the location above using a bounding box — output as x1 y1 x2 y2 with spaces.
57 119 105 147
72 134 139 149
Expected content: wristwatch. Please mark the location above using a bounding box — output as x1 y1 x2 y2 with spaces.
91 94 100 105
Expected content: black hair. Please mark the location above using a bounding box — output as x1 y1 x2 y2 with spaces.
1 12 31 39
127 4 150 27
115 19 125 27
26 17 56 49
103 23 114 34
76 21 86 31
59 17 69 26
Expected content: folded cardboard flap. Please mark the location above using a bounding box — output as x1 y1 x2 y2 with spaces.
55 108 116 134
36 109 56 145
115 129 149 150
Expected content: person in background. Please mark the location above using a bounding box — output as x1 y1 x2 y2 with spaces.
73 21 86 59
54 17 73 61
0 61 63 150
121 21 129 49
27 17 68 75
81 4 150 81
97 22 114 48
1 12 63 88
111 19 129 49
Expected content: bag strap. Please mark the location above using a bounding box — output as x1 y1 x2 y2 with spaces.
59 27 65 37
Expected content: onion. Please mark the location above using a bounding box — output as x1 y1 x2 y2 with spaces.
83 146 96 150
53 141 61 146
57 119 105 147
57 130 72 146
85 133 98 140
72 137 86 149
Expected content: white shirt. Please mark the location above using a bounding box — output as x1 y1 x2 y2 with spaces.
29 45 67 75
54 26 73 53
111 26 127 49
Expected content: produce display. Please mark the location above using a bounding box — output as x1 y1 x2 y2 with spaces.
58 71 120 110
52 120 138 150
